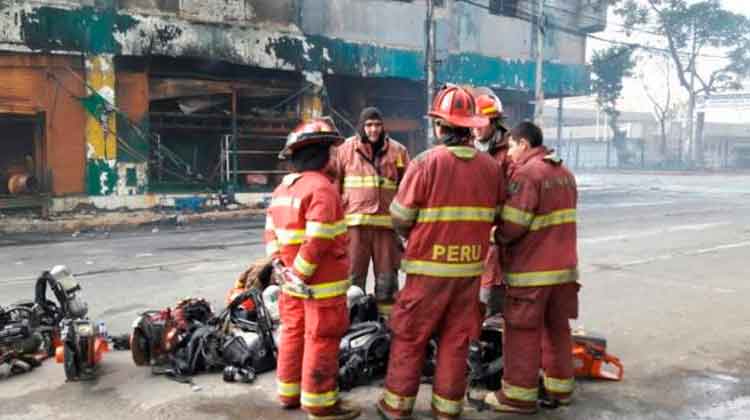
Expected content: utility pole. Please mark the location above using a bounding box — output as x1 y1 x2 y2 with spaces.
533 0 545 125
556 83 563 153
425 0 437 149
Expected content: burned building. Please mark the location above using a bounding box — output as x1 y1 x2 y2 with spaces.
0 0 607 212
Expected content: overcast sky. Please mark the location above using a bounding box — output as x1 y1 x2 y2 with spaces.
567 0 749 123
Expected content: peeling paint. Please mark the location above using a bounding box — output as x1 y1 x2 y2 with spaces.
20 6 137 54
4 4 589 94
117 162 147 195
84 54 118 195
86 158 118 196
84 54 117 161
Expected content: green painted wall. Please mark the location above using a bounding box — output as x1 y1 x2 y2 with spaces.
20 6 137 55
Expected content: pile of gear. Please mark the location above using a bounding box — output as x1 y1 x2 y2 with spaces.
1 266 109 381
123 256 623 395
2 259 623 409
128 259 280 384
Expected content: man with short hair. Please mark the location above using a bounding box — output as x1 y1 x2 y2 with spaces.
330 107 410 316
483 121 580 415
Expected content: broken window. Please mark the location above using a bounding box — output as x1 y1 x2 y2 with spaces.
489 0 518 17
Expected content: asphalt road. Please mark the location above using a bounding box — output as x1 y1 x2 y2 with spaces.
1 171 750 420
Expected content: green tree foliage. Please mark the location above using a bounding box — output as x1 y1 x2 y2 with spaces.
591 45 637 166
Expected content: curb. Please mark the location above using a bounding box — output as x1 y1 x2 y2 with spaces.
0 208 265 235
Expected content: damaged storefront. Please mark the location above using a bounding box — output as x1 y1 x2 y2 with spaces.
0 1 601 212
0 54 87 214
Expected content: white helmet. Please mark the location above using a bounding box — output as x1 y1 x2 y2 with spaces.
263 285 281 322
346 285 365 309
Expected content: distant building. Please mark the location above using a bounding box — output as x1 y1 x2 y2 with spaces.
542 106 750 169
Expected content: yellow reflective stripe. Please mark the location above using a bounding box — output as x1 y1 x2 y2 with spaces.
502 380 538 402
416 206 495 223
275 228 305 245
343 175 397 190
281 279 351 300
432 393 463 416
265 240 280 256
383 389 416 412
505 269 579 287
345 213 393 227
544 375 575 394
270 196 301 209
480 105 498 115
390 201 418 222
306 220 347 239
502 205 534 227
529 209 577 231
277 380 301 397
446 146 477 159
281 173 303 186
401 259 484 278
293 254 317 277
301 389 338 408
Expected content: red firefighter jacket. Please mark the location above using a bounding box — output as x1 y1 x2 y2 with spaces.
264 171 350 299
480 133 512 288
330 136 410 229
497 146 578 287
389 145 505 278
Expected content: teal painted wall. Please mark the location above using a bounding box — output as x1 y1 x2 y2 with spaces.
12 5 590 95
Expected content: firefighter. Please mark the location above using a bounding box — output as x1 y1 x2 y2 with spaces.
483 121 580 414
375 85 506 420
265 117 361 420
472 87 510 160
329 107 410 316
472 88 511 316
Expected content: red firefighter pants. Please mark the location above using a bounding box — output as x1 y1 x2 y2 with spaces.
480 244 505 315
380 275 482 418
276 292 349 415
498 283 580 409
348 226 402 304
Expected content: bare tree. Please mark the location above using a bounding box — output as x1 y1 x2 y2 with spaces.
639 53 680 161
617 0 750 167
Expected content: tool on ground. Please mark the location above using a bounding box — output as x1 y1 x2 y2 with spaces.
46 265 109 381
572 331 624 381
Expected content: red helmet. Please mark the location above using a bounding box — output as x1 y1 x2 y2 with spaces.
428 84 488 128
279 116 344 159
473 87 504 119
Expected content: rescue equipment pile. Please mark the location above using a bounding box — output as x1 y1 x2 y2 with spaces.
2 259 623 403
0 266 109 380
129 289 279 384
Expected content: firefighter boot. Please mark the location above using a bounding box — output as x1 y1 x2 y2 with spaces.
483 392 538 415
375 399 413 420
375 272 398 318
308 399 361 420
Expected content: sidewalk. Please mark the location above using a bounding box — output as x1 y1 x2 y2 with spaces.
0 206 265 235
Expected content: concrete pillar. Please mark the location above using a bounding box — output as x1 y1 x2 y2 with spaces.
84 54 118 196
